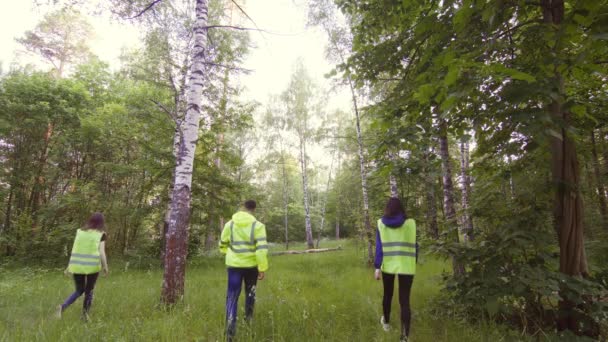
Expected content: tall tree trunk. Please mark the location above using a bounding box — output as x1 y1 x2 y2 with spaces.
282 152 289 250
316 151 335 248
319 14 372 263
335 152 341 240
29 122 54 229
161 125 181 266
299 137 314 248
506 155 516 199
161 0 209 305
439 119 464 275
541 0 587 277
590 130 608 228
424 148 439 240
2 187 13 255
388 152 399 198
350 82 373 265
459 140 474 242
541 0 589 334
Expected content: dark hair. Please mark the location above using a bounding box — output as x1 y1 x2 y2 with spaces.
244 200 257 211
86 212 105 231
384 197 406 218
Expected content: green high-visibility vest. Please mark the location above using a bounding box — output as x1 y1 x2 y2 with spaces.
378 218 416 275
67 229 103 274
219 211 269 271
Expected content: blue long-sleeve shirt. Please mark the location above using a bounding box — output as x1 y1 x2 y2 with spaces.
374 229 383 269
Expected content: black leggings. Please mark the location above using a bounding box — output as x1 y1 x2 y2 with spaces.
382 272 414 337
61 273 99 313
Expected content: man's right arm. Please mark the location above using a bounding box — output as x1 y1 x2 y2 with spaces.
218 222 230 254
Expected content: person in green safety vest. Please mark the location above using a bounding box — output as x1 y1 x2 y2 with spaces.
219 200 269 341
374 197 417 342
55 212 109 321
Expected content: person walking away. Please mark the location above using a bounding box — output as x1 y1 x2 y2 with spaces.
56 212 109 321
374 197 416 341
219 200 269 340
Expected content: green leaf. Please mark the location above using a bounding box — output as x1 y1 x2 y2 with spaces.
493 64 536 83
570 104 586 118
444 66 459 87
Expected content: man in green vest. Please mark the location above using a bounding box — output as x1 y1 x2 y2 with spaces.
374 197 416 342
219 200 268 340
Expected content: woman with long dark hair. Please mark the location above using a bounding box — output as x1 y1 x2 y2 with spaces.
56 212 109 320
374 197 416 341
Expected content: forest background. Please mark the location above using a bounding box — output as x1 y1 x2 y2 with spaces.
1 0 607 340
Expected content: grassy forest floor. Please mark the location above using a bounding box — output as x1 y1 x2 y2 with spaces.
1 240 527 341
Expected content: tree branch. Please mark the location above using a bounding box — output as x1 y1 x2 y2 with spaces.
203 62 252 73
230 0 260 31
204 25 302 36
128 0 163 19
493 19 541 39
149 99 176 122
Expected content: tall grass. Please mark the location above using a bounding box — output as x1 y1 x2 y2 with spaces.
1 240 523 341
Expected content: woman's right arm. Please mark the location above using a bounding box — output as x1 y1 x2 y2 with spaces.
99 241 109 276
374 229 382 280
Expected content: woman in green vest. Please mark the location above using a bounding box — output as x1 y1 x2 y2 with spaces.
55 212 109 320
374 197 416 342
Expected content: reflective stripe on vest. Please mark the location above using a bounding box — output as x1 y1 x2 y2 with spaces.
229 221 261 253
68 229 102 274
378 219 416 275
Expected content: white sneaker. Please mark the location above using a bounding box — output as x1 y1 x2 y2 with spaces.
380 316 390 331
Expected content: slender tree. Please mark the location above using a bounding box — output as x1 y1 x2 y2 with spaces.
282 63 321 249
439 119 464 275
459 138 474 242
161 0 210 304
590 130 608 228
309 0 373 263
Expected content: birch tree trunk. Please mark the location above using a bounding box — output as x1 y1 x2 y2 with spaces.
316 14 372 264
161 125 181 266
316 151 335 248
299 137 314 248
424 147 439 240
282 151 289 250
161 0 209 305
590 130 607 228
388 152 399 198
439 119 464 275
335 152 341 240
459 140 474 242
351 82 373 265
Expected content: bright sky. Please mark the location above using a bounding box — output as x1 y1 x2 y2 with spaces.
0 0 347 178
0 0 348 107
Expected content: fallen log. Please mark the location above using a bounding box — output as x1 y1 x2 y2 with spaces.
271 246 342 256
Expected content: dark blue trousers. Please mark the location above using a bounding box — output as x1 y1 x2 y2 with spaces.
225 267 258 338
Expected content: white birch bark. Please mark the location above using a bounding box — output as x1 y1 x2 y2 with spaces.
161 0 209 304
352 84 373 264
388 152 399 198
316 150 335 248
438 119 464 276
281 147 289 250
315 9 373 264
459 140 474 242
299 137 315 248
424 147 439 239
